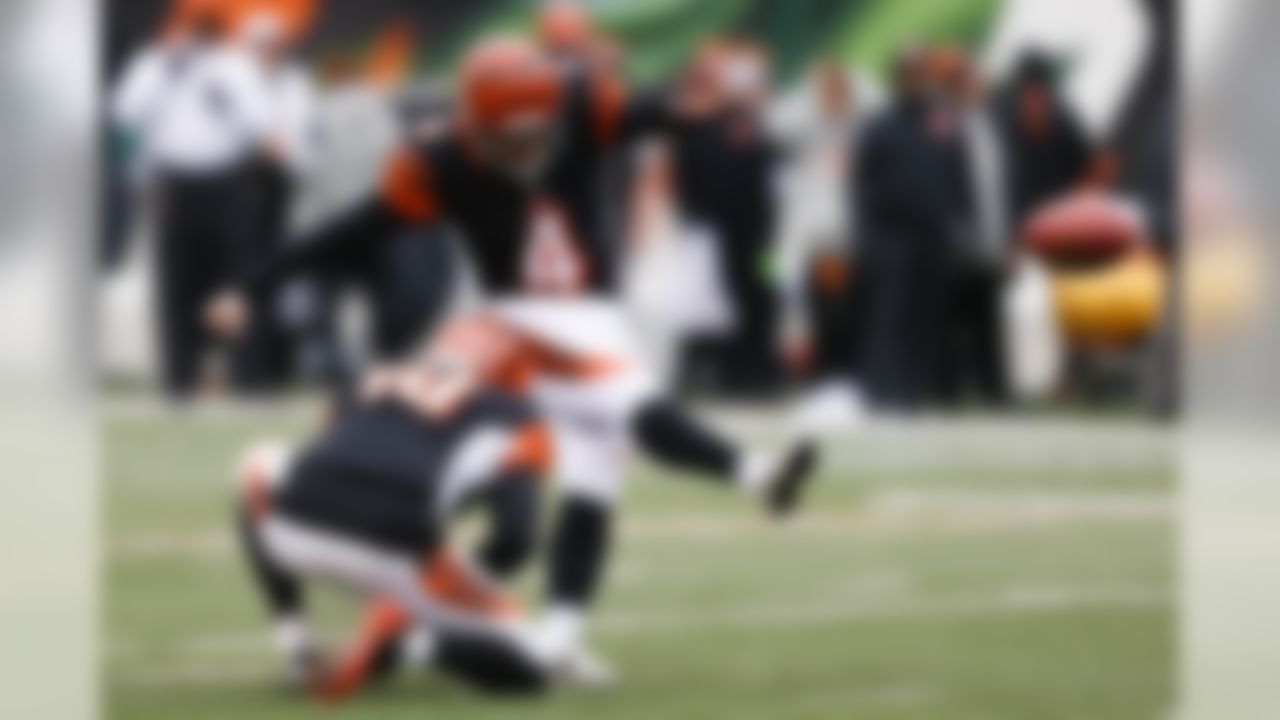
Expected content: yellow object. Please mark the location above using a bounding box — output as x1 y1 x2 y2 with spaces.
1051 251 1166 347
1185 233 1265 339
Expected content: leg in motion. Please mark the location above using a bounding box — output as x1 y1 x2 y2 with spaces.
632 397 820 517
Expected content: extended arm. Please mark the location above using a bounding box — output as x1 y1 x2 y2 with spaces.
238 196 403 299
241 145 439 296
207 146 441 339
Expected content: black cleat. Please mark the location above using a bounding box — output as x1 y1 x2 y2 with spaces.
765 440 819 518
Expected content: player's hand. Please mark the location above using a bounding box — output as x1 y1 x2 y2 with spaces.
780 316 814 378
205 290 250 340
783 335 814 378
262 136 289 167
358 365 402 403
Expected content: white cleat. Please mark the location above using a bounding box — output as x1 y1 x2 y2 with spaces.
789 380 867 433
272 615 322 692
528 611 618 690
551 643 617 690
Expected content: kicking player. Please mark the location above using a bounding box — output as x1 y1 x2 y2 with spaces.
210 35 818 680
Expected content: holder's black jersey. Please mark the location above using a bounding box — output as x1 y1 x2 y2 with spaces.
275 388 544 554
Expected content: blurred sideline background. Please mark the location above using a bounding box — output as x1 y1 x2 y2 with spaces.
99 1 1179 719
100 0 1176 421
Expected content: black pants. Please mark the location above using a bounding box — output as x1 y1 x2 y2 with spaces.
678 292 781 397
708 236 782 398
939 267 1008 407
723 279 782 396
286 274 352 390
154 167 257 399
366 227 456 359
241 161 295 390
806 252 862 381
860 242 947 411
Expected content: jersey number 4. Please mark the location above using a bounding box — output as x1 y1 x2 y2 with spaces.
521 198 588 294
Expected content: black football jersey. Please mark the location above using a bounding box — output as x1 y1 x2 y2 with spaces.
275 389 536 554
241 74 674 306
423 77 614 295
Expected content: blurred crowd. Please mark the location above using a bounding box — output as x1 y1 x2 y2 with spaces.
104 0 1174 418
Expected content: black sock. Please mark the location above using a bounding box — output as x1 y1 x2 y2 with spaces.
236 505 304 617
633 398 739 480
547 496 612 607
477 473 540 580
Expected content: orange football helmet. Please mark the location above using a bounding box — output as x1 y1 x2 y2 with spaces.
460 36 562 132
458 36 565 177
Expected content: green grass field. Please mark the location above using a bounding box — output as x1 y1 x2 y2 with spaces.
105 401 1174 719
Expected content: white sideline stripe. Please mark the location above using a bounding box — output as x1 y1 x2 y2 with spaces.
105 400 1171 477
104 396 323 422
110 493 1172 558
593 587 1166 634
109 585 1167 665
112 448 1170 492
110 438 1169 491
111 664 268 689
104 395 1168 444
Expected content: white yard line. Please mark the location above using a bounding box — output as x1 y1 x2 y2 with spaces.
109 493 1173 559
105 399 1171 470
104 395 1169 441
593 586 1167 634
111 662 946 713
109 584 1169 671
109 664 270 690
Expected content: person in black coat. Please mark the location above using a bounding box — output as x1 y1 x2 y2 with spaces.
853 48 970 411
932 45 1011 408
994 51 1093 230
671 41 783 397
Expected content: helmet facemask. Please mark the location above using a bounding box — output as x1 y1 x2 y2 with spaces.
472 110 563 183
